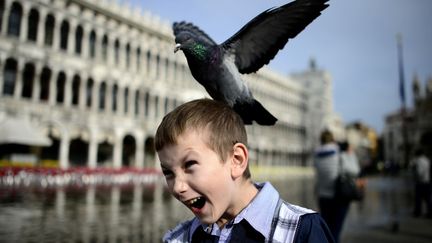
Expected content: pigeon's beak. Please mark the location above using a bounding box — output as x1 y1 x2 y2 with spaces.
174 43 181 53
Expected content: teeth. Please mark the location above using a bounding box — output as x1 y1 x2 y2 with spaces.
187 197 200 206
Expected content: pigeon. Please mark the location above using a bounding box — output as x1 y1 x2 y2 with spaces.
173 0 329 125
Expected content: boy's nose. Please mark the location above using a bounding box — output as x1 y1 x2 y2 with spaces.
172 177 188 196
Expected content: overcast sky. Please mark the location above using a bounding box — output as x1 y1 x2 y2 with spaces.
129 0 432 134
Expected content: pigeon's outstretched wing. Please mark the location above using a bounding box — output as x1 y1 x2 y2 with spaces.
173 21 217 46
222 0 329 74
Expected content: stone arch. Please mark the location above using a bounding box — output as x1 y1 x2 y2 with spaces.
0 0 4 33
39 66 51 101
69 136 88 167
85 77 94 108
101 34 108 61
60 19 69 50
27 8 39 42
123 87 129 114
71 74 80 106
75 24 83 54
22 62 35 99
44 13 55 46
98 81 106 111
89 30 96 58
56 71 66 104
112 83 118 112
97 139 113 167
3 58 18 95
7 1 22 37
144 137 155 168
134 89 140 117
122 134 136 167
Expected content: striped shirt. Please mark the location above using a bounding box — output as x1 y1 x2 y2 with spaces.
163 182 334 243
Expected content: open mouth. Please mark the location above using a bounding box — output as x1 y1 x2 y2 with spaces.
186 197 206 211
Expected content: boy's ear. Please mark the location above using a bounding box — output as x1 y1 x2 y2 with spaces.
230 143 249 179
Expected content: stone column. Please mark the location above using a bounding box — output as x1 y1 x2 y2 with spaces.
87 128 98 169
13 59 24 99
48 68 57 105
52 13 63 51
0 55 5 94
135 131 144 168
63 70 73 108
19 3 30 42
91 80 99 112
113 134 123 169
1 2 11 35
68 20 77 55
31 63 42 102
36 8 47 46
81 24 91 59
59 130 70 169
79 73 87 109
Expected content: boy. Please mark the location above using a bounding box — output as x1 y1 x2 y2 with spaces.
155 99 334 243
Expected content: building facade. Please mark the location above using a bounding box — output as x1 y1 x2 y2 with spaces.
383 75 432 168
0 0 324 169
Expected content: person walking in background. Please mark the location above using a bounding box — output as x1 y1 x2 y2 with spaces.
314 130 360 243
410 148 432 218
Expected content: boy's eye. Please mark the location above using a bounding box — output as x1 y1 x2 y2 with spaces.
184 160 197 169
162 169 174 178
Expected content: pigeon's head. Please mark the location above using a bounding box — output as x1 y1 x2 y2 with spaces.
174 32 209 61
174 32 198 53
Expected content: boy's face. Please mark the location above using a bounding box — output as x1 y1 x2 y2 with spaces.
158 128 238 226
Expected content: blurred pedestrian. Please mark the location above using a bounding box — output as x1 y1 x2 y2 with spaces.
314 130 360 243
410 148 432 218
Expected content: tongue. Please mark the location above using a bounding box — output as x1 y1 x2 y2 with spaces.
192 197 206 209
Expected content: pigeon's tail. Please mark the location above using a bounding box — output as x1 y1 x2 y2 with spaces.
233 100 277 126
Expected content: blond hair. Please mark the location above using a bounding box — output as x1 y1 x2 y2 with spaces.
155 99 250 178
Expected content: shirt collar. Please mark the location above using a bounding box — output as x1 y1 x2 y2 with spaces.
189 182 279 240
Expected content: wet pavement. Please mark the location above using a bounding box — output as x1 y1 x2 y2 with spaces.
341 173 432 243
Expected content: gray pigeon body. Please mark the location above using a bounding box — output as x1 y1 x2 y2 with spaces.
173 0 329 125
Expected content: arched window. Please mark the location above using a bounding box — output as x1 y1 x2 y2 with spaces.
89 31 96 58
144 92 149 117
86 78 93 107
8 2 22 37
22 63 35 99
156 55 160 79
71 75 80 106
27 9 39 41
102 35 108 61
154 96 159 118
114 39 120 65
75 25 83 54
146 51 151 74
39 67 51 101
0 0 5 33
56 72 66 103
44 14 55 46
134 90 140 116
136 47 141 71
3 59 18 95
124 88 129 114
60 20 69 50
99 82 106 111
112 84 118 112
125 44 131 68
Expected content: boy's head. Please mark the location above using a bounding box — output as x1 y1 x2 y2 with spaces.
155 98 250 178
155 99 255 226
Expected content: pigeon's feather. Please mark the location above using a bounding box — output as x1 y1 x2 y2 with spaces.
222 0 329 74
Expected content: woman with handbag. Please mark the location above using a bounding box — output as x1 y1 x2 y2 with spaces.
314 130 361 243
